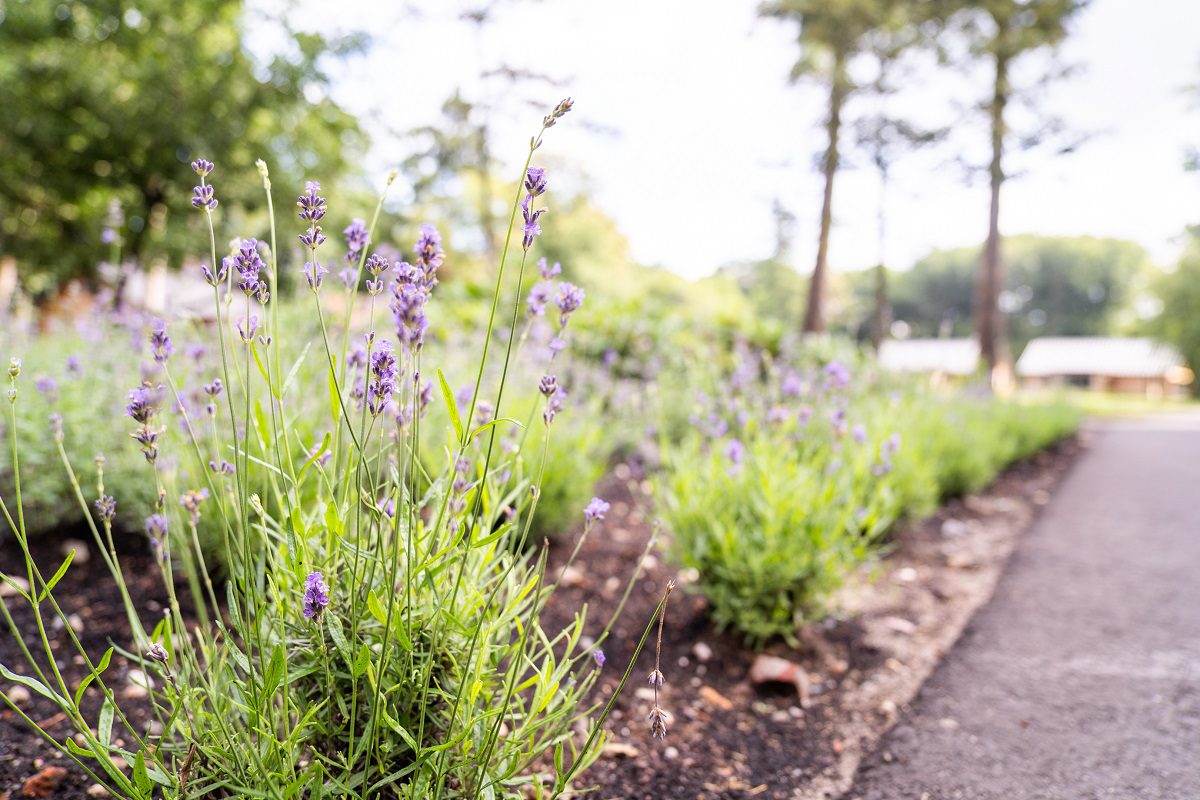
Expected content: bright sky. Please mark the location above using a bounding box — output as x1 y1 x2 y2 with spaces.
278 0 1200 279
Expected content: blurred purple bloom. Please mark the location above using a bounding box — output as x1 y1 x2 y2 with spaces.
824 361 851 390
555 283 584 327
781 371 803 398
101 228 117 245
180 488 209 525
343 218 370 262
537 257 561 280
593 649 606 668
851 424 868 444
526 281 552 317
65 356 81 376
149 318 173 363
584 497 610 522
237 315 259 342
35 376 57 396
94 495 116 523
338 266 357 289
725 438 746 466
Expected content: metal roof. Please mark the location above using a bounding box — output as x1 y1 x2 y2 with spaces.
1016 337 1184 379
878 338 980 375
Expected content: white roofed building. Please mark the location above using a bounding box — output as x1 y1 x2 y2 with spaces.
1016 337 1192 397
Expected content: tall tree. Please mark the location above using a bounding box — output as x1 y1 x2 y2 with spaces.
760 0 912 334
935 0 1088 369
0 0 366 294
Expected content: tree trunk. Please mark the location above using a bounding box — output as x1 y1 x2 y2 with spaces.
804 52 847 334
977 50 1009 370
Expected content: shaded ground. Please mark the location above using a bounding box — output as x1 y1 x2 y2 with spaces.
849 416 1200 800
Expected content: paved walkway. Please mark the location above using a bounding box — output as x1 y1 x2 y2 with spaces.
849 416 1200 800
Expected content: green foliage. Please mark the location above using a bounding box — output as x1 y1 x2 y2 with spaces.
1147 233 1200 395
870 235 1154 354
0 0 365 291
1 107 657 799
658 350 1079 646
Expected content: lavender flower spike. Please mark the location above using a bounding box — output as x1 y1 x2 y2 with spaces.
520 194 547 251
190 159 214 177
303 571 330 619
584 497 610 523
525 167 547 197
149 318 173 363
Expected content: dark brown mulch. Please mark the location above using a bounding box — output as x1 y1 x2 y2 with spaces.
0 528 178 798
0 437 1083 800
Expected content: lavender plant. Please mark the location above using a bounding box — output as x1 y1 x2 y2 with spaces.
1 99 666 799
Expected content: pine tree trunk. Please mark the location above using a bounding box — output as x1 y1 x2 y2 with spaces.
803 53 847 334
978 51 1009 370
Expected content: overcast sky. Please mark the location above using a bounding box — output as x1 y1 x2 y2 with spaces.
279 0 1200 279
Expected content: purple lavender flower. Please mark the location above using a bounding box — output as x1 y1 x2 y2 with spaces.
302 571 330 619
191 184 217 211
65 356 81 376
180 488 209 525
101 228 118 245
824 361 851 390
34 376 57 397
203 378 223 397
149 318 173 363
851 424 868 444
190 159 214 177
548 337 567 358
200 259 229 286
366 253 390 276
583 497 610 523
297 181 327 223
520 194 547 251
338 266 357 289
593 649 606 668
303 261 327 291
725 438 746 467
232 239 267 296
555 283 584 328
94 495 116 523
367 341 399 416
539 375 557 397
525 167 547 197
781 371 803 398
209 459 235 475
543 384 567 426
145 514 169 548
391 267 430 351
237 315 259 343
343 218 370 263
125 387 156 424
537 257 561 280
414 224 445 271
882 432 902 457
526 282 552 317
49 412 63 442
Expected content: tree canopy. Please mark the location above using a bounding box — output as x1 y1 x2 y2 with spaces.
0 0 366 294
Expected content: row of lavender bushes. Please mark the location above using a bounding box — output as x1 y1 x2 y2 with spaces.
656 341 1081 645
1 102 677 800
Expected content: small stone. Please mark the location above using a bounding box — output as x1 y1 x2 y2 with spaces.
613 463 632 480
87 784 111 798
692 642 713 662
6 685 32 706
60 539 91 565
699 685 733 711
895 567 918 583
939 717 959 731
881 616 917 635
880 699 898 715
634 687 656 702
67 614 84 634
1033 489 1051 505
663 746 679 760
559 565 585 588
21 765 67 798
603 742 639 758
941 519 968 538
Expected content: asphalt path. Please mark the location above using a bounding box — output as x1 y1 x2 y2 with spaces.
849 415 1200 800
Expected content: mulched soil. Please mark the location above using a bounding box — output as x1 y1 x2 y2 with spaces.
0 436 1083 800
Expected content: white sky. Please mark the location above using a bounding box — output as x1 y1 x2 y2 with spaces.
279 0 1200 279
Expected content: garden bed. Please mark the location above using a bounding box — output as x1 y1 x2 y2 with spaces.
0 435 1082 800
